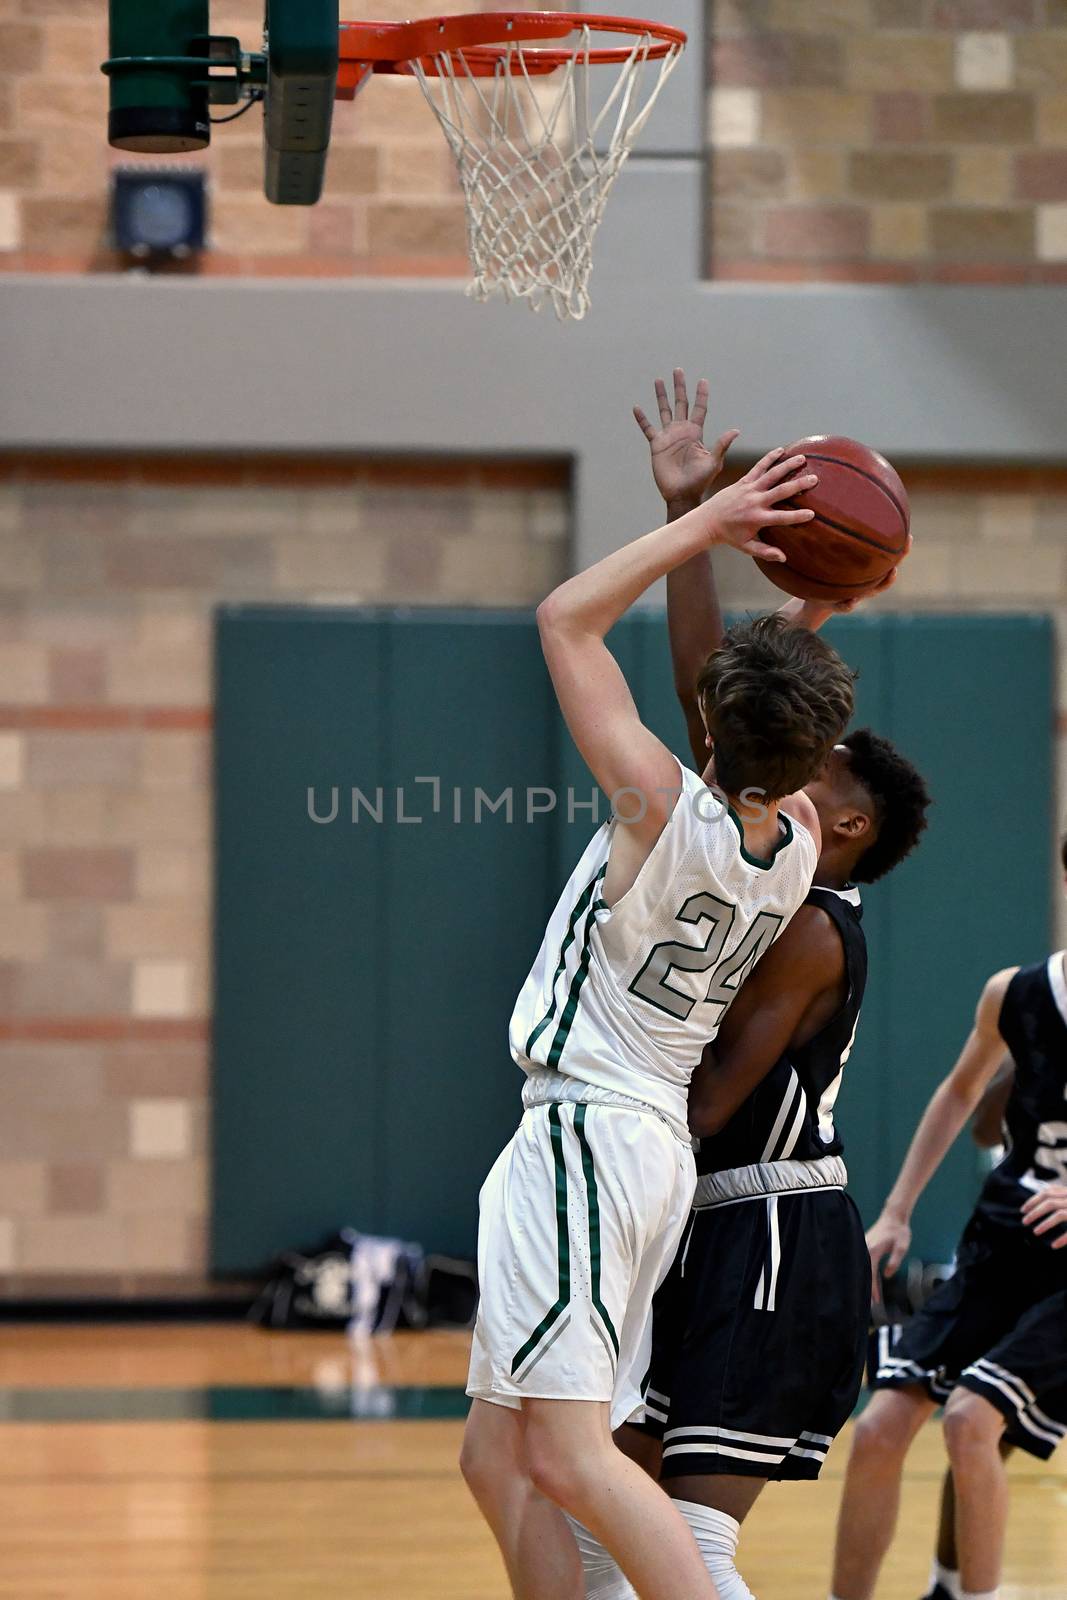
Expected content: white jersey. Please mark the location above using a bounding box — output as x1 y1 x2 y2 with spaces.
510 763 818 1135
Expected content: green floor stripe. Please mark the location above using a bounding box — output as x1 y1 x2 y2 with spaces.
0 1384 473 1424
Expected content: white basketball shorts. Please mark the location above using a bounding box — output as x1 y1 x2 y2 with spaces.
467 1099 696 1430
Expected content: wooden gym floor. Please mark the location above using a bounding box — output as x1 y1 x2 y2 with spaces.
0 1324 1063 1600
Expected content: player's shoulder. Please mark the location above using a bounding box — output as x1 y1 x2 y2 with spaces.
771 899 846 973
675 761 707 799
669 763 736 839
995 951 1067 1022
976 964 1022 1034
671 766 817 876
778 790 819 854
983 964 1022 1001
780 790 825 844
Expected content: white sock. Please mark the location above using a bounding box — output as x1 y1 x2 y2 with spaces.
930 1559 961 1598
960 1591 998 1600
565 1515 636 1600
675 1499 756 1600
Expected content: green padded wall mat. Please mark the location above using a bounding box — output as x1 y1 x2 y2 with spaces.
213 607 1052 1271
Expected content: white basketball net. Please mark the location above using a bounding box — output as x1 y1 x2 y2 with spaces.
410 26 683 320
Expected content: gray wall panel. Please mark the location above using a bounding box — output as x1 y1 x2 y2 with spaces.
6 252 1067 576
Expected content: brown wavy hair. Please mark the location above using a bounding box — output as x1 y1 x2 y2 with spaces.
697 615 856 801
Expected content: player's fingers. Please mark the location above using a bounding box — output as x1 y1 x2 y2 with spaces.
866 1242 886 1283
1021 1192 1048 1218
713 427 741 462
673 367 688 423
1053 1229 1067 1249
870 1272 883 1306
1031 1208 1066 1235
739 537 786 562
763 473 818 509
886 1244 905 1276
874 566 899 594
654 377 672 426
691 379 711 430
633 405 657 441
759 457 811 493
742 446 785 482
762 506 816 527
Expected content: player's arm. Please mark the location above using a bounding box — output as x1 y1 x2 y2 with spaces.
866 966 1019 1291
971 1058 1015 1149
536 450 816 856
633 371 738 768
688 905 845 1137
667 548 723 770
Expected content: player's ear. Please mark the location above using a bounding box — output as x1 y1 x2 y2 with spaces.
838 809 871 840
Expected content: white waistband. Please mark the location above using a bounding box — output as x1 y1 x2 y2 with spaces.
693 1154 848 1208
521 1070 692 1146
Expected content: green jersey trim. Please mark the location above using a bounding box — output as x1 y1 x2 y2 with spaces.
546 884 604 1070
726 805 795 871
524 866 606 1058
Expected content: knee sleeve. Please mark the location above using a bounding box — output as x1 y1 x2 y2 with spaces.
564 1515 636 1600
674 1500 757 1600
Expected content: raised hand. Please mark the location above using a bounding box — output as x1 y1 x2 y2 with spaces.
700 447 817 562
866 1209 911 1304
633 369 741 508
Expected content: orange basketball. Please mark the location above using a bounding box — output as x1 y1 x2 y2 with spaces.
756 435 910 603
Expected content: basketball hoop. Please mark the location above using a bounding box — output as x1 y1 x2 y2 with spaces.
338 13 687 320
102 5 685 314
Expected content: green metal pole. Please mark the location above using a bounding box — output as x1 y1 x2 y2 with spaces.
107 0 211 153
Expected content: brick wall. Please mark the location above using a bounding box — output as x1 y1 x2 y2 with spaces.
0 456 568 1289
0 0 485 275
708 0 1067 281
9 2 1067 281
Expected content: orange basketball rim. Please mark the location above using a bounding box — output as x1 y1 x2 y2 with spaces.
335 12 687 91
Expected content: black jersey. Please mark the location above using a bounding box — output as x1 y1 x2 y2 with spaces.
697 885 867 1176
976 957 1067 1231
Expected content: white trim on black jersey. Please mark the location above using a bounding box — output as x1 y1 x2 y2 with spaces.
778 1087 807 1161
760 1066 802 1162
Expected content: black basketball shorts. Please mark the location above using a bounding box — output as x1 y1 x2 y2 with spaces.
638 1179 872 1481
872 1214 1067 1460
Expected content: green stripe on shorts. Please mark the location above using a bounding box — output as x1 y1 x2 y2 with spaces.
511 1104 571 1376
573 1104 620 1360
